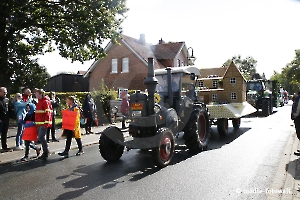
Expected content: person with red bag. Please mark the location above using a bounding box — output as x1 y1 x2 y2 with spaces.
58 96 84 158
21 103 41 162
34 89 52 160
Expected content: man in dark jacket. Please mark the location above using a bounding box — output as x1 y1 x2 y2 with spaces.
0 87 12 152
292 92 300 156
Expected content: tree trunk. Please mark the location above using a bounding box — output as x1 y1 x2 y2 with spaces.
0 42 12 96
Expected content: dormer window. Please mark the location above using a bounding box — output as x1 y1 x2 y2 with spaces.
230 77 236 84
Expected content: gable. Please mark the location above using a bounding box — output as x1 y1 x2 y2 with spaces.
223 61 246 82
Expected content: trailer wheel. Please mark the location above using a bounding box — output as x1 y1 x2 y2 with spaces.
217 118 228 136
183 108 210 152
232 118 241 129
151 128 175 168
99 129 124 162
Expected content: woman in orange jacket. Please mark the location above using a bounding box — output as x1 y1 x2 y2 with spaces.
58 96 83 158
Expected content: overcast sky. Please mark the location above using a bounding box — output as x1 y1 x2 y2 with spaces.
40 0 300 78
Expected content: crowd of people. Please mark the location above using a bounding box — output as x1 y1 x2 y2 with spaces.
0 87 98 161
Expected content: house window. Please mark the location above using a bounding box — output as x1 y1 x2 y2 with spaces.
177 59 180 67
230 77 236 84
198 81 204 87
231 92 237 100
212 94 218 101
177 59 181 67
212 80 218 88
182 61 184 66
122 57 129 73
111 58 118 73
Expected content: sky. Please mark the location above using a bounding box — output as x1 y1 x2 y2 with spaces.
39 0 300 78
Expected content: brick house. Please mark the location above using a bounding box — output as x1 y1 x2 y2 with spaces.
197 61 247 104
84 34 193 91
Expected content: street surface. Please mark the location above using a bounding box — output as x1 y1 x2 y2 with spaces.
0 103 295 200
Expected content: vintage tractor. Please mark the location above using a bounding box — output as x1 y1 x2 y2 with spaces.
246 79 278 116
99 57 210 168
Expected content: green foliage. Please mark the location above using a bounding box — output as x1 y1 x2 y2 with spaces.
271 50 300 94
10 61 51 93
224 55 257 80
0 0 128 93
49 92 89 117
128 90 137 95
90 79 118 121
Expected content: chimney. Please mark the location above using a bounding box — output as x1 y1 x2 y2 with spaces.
159 38 165 44
139 34 145 45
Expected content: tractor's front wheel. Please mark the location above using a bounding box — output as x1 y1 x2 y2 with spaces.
262 99 270 117
99 132 124 162
217 118 229 136
151 128 175 168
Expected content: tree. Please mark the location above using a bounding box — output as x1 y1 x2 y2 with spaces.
223 55 257 80
0 0 128 94
271 50 300 94
10 59 51 93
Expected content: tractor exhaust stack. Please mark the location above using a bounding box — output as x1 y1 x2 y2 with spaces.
144 57 158 115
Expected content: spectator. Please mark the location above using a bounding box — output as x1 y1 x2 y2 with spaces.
121 93 129 129
22 88 33 103
292 92 300 156
0 87 12 152
58 96 84 158
13 93 27 150
46 91 60 143
34 89 52 160
82 93 97 134
21 103 41 162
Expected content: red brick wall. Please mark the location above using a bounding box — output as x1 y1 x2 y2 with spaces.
89 42 148 91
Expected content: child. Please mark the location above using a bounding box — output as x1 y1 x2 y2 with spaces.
58 96 83 158
21 103 41 162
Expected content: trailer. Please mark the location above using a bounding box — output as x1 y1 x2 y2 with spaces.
205 102 256 135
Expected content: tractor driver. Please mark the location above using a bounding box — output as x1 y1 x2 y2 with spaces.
186 83 197 101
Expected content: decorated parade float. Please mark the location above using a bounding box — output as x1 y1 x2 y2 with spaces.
195 62 256 135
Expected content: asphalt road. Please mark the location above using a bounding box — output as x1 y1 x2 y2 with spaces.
0 103 294 200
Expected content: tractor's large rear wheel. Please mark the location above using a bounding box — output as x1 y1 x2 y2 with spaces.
151 128 175 168
217 118 229 136
183 107 210 152
99 129 124 162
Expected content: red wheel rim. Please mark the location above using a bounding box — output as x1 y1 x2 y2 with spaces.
198 113 207 142
160 136 172 161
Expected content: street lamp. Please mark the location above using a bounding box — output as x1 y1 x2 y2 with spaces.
187 47 196 66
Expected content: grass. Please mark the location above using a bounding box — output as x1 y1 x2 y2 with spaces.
55 117 62 127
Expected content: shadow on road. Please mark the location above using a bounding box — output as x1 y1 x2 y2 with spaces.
0 124 252 199
52 126 252 199
286 158 300 181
